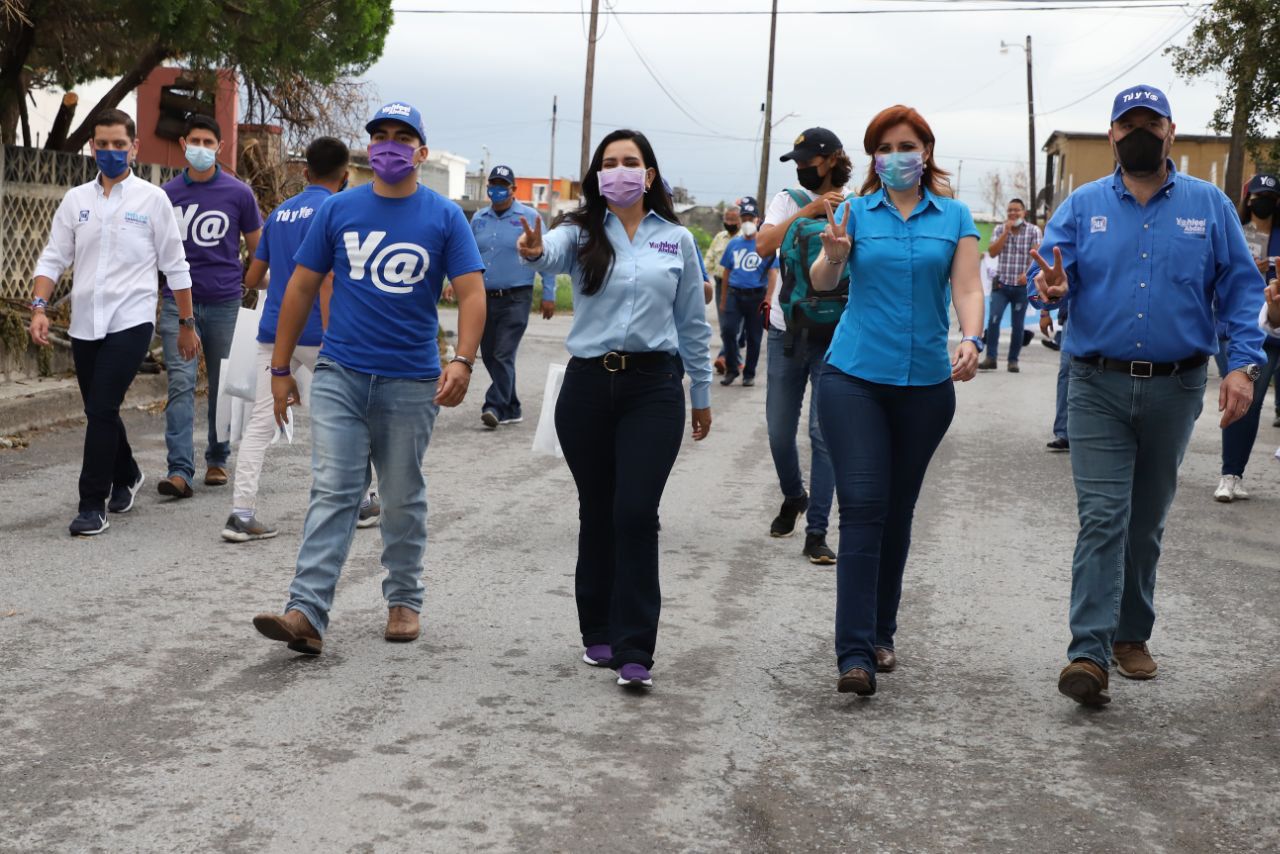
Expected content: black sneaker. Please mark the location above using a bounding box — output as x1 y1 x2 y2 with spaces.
1046 437 1070 452
481 410 499 429
107 472 145 514
1273 414 1280 428
742 376 755 387
221 513 279 543
978 358 996 371
69 510 109 536
1041 338 1061 352
720 371 740 387
770 494 809 538
803 533 836 565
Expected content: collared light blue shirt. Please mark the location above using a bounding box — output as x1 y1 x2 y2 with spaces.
470 200 555 301
524 209 713 408
1029 164 1266 370
826 187 979 386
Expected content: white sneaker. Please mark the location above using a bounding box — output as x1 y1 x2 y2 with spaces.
1232 479 1250 500
1214 474 1242 502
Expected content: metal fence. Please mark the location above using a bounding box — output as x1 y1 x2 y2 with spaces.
0 146 181 302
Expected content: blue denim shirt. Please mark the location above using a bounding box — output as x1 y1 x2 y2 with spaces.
470 201 554 301
1029 164 1266 370
826 188 980 386
524 209 713 408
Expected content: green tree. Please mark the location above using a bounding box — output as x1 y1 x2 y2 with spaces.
0 0 392 148
1168 0 1280 197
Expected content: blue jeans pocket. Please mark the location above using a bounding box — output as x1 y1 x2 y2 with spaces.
1069 360 1101 381
1175 366 1208 392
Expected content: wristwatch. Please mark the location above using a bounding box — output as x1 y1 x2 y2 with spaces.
179 316 196 329
962 335 985 353
1236 364 1261 382
450 355 475 371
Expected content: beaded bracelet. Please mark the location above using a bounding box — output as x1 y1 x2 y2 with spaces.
269 365 291 377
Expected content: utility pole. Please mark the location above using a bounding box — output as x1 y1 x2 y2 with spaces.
756 0 778 208
1024 34 1038 225
580 0 600 181
956 159 964 200
548 95 558 219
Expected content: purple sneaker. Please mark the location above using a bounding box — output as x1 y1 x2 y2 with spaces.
616 663 653 688
583 644 613 666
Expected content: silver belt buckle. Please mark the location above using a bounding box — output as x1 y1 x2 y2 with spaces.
602 351 627 372
1130 360 1153 378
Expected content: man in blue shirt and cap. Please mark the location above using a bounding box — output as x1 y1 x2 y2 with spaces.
463 165 555 429
1030 84 1266 706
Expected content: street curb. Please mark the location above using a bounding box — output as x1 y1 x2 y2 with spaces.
0 373 172 436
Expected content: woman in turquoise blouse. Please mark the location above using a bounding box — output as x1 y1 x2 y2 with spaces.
809 105 985 696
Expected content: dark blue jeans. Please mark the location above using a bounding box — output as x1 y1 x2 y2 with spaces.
1220 337 1280 477
1054 344 1070 440
984 283 1028 363
720 288 764 379
480 287 533 421
817 366 956 676
765 328 834 535
554 355 686 669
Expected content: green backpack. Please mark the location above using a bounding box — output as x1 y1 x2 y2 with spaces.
777 188 850 334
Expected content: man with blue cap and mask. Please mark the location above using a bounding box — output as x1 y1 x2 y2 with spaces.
252 101 487 655
1030 84 1266 706
462 164 554 429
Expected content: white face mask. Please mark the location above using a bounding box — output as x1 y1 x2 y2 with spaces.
741 221 758 238
1010 216 1024 227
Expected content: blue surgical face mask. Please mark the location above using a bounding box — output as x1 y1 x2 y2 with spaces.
95 148 130 179
874 151 925 191
185 144 217 172
487 185 512 204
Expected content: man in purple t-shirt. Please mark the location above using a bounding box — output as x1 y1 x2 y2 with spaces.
157 114 262 499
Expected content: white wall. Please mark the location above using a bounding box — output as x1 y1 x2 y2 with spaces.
27 80 137 151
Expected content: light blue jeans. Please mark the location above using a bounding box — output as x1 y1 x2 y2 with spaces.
159 297 240 479
1065 359 1205 669
286 356 440 634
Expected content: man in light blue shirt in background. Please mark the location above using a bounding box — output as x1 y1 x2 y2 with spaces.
463 165 555 429
1030 85 1266 706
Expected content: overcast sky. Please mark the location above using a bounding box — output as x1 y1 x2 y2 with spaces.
361 0 1223 213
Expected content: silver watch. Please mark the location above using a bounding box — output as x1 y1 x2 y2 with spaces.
1237 364 1261 382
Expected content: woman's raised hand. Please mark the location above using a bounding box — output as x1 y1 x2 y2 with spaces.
517 216 543 259
819 199 851 264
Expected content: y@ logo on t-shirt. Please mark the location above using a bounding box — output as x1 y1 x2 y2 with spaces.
344 231 431 295
731 248 762 272
175 204 231 247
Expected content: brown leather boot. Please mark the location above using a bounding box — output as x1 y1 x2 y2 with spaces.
385 605 420 642
253 609 322 655
1058 659 1110 706
157 474 193 499
875 647 897 673
1112 642 1157 680
204 466 229 486
837 667 876 696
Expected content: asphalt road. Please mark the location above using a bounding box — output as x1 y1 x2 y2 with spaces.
2 315 1278 853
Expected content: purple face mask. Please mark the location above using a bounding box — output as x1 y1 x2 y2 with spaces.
598 166 647 207
369 140 418 184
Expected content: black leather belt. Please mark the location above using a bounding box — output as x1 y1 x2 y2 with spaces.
570 351 677 373
1075 354 1208 377
486 286 533 298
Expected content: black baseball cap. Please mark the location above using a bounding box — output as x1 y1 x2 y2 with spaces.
738 198 759 218
780 127 842 162
1246 174 1279 196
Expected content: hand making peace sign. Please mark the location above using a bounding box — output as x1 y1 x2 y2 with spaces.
1029 246 1068 303
819 198 851 264
517 216 543 260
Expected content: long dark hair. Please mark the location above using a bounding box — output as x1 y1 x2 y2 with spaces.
563 129 680 295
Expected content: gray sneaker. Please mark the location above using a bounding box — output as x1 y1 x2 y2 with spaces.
221 513 279 543
358 493 381 529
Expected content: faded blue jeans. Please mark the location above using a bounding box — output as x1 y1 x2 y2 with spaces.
159 296 240 479
984 283 1028 364
286 356 440 635
765 328 834 535
1065 358 1205 669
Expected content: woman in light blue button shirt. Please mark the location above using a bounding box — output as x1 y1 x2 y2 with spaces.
517 129 713 690
808 106 985 697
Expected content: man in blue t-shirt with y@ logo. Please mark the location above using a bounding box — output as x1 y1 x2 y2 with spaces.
718 197 770 386
252 102 487 655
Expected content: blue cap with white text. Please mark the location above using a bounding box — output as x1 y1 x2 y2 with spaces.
365 102 427 144
1111 85 1172 123
489 165 515 184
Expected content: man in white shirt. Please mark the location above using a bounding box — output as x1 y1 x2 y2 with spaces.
30 109 197 536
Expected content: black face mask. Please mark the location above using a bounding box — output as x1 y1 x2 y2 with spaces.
724 223 739 235
796 165 824 192
1114 129 1166 175
1250 196 1277 220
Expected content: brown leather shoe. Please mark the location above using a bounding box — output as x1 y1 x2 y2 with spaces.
204 466 229 486
1112 641 1157 680
875 647 897 673
1058 659 1110 706
385 605 420 642
837 667 876 696
157 474 193 499
253 609 322 655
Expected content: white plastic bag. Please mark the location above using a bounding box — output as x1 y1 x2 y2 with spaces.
222 301 265 401
531 363 566 458
215 358 250 444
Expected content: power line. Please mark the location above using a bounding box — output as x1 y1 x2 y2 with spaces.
394 3 1208 15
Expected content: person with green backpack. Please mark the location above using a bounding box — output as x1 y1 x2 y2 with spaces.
756 127 852 565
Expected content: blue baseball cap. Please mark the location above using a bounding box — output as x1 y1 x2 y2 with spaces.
365 102 427 144
489 165 515 184
738 197 759 218
1111 85 1172 123
1246 174 1279 196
